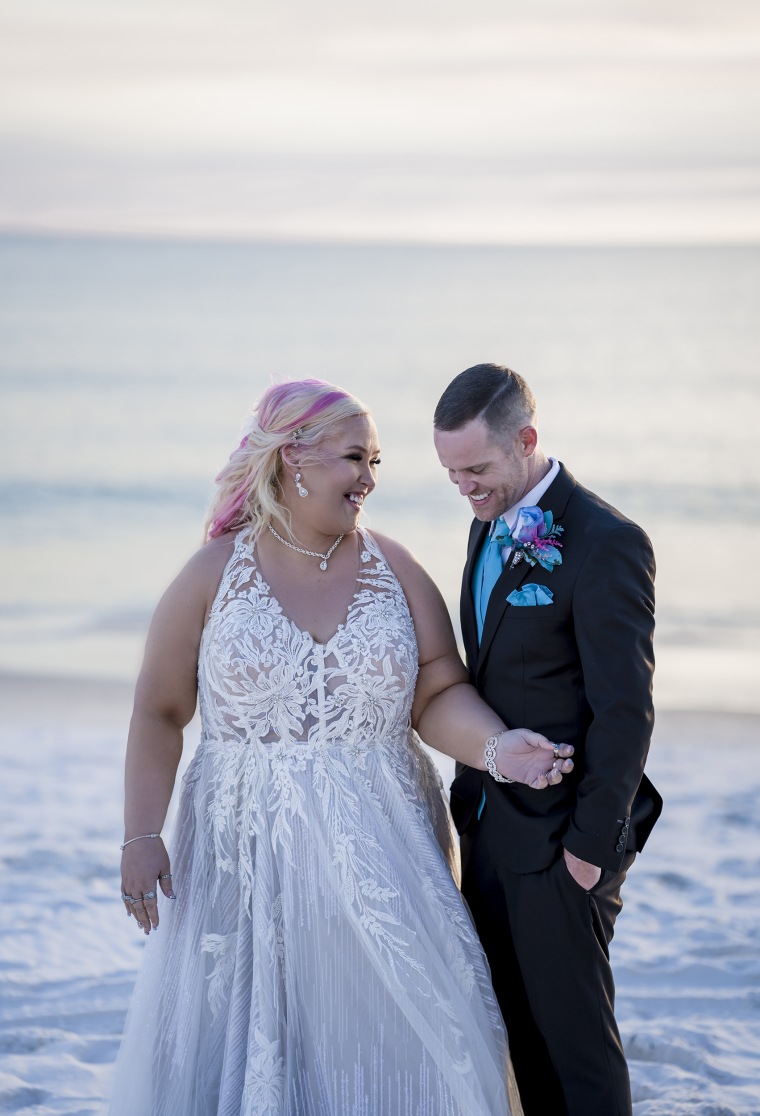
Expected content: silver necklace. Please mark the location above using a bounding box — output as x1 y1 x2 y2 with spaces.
268 524 345 571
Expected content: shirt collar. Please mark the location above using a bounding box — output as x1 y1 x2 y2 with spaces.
492 457 560 537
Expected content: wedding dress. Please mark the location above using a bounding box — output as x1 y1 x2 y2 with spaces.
110 528 512 1115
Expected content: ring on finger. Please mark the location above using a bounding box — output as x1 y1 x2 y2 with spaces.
552 743 561 758
159 874 172 880
142 891 157 900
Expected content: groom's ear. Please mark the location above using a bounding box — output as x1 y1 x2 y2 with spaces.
518 426 538 456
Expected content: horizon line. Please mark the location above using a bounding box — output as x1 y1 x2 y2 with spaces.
1 224 759 252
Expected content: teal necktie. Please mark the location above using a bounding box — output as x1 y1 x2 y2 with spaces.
476 529 507 640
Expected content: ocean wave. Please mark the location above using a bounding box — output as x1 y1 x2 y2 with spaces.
0 604 153 637
0 478 210 519
593 481 760 522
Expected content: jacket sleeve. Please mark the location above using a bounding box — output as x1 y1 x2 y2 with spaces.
562 521 656 871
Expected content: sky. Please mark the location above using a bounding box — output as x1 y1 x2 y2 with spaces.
1 0 759 244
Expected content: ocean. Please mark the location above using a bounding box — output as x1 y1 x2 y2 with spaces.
1 235 758 711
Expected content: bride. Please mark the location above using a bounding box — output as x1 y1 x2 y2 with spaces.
111 379 573 1116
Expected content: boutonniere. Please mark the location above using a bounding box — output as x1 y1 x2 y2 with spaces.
494 506 564 571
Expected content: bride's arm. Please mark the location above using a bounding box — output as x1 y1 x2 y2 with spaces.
371 532 573 786
120 534 235 934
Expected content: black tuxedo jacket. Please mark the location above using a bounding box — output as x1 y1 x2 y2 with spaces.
451 463 662 874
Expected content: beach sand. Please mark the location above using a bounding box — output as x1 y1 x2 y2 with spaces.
1 673 758 1115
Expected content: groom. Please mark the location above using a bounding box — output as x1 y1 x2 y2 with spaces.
433 364 662 1116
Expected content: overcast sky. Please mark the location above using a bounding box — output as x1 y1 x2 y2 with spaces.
1 0 758 243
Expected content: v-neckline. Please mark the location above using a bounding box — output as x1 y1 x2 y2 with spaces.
252 530 368 649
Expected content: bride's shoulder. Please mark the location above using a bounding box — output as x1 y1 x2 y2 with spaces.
363 529 418 573
146 530 247 633
183 530 240 575
165 530 244 605
362 530 441 605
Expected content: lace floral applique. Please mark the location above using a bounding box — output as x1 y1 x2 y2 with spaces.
243 1027 285 1114
201 932 238 1020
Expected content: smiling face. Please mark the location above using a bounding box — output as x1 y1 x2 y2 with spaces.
283 413 381 542
433 417 536 522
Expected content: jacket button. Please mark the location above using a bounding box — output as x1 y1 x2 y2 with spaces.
616 840 625 852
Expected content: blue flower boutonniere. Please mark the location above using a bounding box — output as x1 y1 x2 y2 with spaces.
494 506 564 572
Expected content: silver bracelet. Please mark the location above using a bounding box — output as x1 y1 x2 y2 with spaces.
484 734 515 784
120 833 161 851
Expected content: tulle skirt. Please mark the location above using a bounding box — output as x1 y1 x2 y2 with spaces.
110 733 513 1115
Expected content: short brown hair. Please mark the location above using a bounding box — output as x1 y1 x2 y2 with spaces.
434 364 536 442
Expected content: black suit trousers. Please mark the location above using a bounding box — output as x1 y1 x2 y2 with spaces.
461 807 635 1116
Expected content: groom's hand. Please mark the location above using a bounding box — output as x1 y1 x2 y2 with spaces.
563 848 602 890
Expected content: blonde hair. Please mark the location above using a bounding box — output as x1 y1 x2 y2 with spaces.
205 379 369 542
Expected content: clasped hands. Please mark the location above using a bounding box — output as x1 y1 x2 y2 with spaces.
492 727 574 789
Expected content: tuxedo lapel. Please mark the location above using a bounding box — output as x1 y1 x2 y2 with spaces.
476 463 577 672
539 463 575 523
461 518 489 666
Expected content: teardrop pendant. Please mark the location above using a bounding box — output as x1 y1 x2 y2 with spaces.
267 525 344 571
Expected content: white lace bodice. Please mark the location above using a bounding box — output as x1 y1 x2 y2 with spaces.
198 527 418 755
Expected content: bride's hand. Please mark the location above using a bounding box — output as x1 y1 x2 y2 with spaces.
120 838 175 935
494 729 574 789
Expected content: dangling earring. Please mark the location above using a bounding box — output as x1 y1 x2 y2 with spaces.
295 472 309 498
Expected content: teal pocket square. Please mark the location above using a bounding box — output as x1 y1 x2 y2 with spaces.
507 584 554 606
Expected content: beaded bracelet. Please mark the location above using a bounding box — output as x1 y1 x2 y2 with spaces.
484 734 515 784
120 833 161 851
